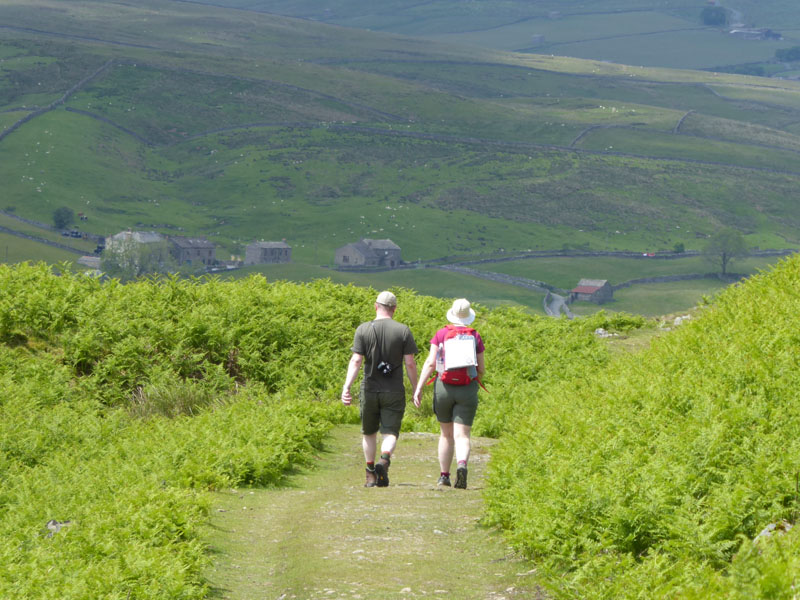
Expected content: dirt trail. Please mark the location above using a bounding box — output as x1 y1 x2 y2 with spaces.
203 425 543 600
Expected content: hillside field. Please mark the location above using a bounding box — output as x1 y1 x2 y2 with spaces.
2 0 800 270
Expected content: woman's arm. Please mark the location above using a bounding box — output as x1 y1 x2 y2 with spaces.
412 343 438 407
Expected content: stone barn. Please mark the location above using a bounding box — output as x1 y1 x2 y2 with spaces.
169 236 216 266
245 241 292 265
569 279 614 304
334 238 402 268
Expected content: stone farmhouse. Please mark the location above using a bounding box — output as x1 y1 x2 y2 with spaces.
105 230 164 250
169 236 216 266
569 279 614 304
334 238 402 269
103 231 169 272
245 241 292 265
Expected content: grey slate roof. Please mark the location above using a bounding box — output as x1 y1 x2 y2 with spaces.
170 236 215 249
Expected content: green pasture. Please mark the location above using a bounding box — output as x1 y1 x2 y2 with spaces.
680 112 800 152
507 51 800 87
710 83 800 110
569 278 731 317
577 126 800 173
0 110 27 132
452 11 693 47
475 254 783 289
343 58 800 134
228 253 787 317
0 232 80 264
538 28 790 70
0 213 96 252
227 262 548 313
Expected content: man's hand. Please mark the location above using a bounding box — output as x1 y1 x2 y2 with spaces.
341 388 353 406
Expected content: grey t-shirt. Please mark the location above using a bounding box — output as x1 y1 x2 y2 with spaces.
352 318 418 393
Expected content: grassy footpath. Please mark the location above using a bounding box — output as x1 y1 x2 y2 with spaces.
203 425 543 600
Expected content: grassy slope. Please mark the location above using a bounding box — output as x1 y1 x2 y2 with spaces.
486 252 800 598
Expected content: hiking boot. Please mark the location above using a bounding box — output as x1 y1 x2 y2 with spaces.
437 474 451 487
454 466 468 489
375 457 390 487
365 468 377 488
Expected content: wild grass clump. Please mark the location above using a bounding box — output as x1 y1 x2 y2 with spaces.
485 253 800 598
129 368 226 419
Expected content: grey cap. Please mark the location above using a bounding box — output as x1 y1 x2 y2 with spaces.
375 290 397 307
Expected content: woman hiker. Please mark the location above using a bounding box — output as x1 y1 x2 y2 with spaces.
413 298 485 489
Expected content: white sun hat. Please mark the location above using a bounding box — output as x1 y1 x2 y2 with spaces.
446 298 476 326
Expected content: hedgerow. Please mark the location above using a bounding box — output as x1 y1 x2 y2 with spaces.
485 254 800 598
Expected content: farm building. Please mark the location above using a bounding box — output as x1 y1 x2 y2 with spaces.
103 230 169 272
569 279 614 304
334 238 402 269
729 28 782 40
105 230 165 251
169 236 216 266
245 241 292 265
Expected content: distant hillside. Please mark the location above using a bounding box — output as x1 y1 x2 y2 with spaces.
2 0 800 267
184 0 800 70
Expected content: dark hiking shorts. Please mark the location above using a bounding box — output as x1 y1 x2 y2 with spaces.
433 379 479 426
360 390 406 436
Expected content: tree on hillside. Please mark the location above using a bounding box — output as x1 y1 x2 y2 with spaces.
703 228 748 276
701 6 727 26
53 206 75 230
101 238 177 282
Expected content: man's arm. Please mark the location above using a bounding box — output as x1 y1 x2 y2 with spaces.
404 353 418 397
341 353 364 405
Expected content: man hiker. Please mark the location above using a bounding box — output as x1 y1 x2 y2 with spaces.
342 291 419 487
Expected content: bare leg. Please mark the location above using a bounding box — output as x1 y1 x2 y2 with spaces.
438 422 455 473
454 423 472 464
380 433 398 456
362 433 377 464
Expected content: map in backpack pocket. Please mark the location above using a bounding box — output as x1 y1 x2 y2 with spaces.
443 334 477 370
